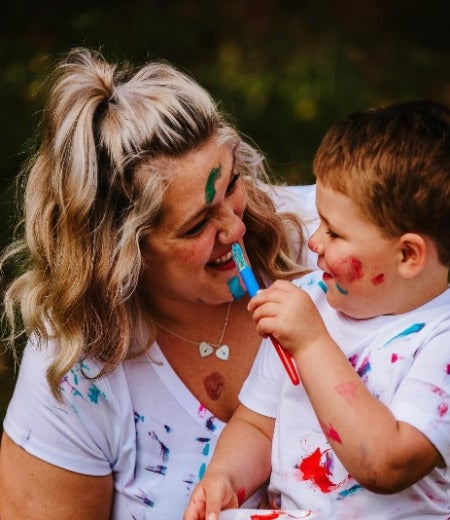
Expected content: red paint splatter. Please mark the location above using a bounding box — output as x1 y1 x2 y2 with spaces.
319 420 342 444
348 257 364 281
446 364 450 375
250 514 280 520
236 487 246 506
438 402 448 417
371 273 384 285
335 381 358 406
298 448 335 493
391 353 399 363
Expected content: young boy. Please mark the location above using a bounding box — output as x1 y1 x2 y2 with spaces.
184 100 450 520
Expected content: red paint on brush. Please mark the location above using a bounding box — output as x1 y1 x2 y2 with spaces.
298 448 335 493
371 273 384 285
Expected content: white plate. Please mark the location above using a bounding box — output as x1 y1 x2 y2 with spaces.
219 509 316 519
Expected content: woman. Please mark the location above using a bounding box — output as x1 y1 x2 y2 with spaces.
0 47 317 518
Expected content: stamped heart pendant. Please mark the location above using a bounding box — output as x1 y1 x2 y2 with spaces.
215 344 230 361
199 341 214 357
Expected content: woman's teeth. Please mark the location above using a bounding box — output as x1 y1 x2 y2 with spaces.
212 251 233 265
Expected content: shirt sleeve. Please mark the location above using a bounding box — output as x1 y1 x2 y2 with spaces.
389 317 450 465
3 337 123 476
239 337 286 418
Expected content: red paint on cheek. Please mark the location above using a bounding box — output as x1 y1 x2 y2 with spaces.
371 273 385 285
236 487 246 506
298 448 335 492
348 257 364 281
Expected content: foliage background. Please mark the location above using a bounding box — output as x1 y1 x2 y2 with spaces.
1 0 449 429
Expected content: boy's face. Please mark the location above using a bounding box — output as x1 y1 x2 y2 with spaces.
309 180 401 319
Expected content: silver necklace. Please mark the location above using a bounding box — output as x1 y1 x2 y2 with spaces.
154 302 231 361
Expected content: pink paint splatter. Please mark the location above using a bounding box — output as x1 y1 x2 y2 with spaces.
446 363 450 375
297 448 335 493
371 273 384 285
319 420 342 444
197 404 207 417
391 353 400 363
335 381 358 407
438 402 448 417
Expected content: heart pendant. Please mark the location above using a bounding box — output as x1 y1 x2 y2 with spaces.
215 344 229 361
199 341 214 357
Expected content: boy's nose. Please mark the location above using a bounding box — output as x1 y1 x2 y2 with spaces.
308 227 324 255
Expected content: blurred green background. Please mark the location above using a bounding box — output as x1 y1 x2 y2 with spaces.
1 0 449 429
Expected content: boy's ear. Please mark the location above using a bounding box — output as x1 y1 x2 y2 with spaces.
397 233 427 278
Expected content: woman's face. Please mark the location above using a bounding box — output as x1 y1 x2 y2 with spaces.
141 135 247 309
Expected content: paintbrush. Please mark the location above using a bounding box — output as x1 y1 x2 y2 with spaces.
231 243 300 385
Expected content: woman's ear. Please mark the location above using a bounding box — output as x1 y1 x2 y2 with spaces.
397 233 427 279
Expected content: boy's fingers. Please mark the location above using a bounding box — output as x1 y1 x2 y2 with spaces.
184 485 206 520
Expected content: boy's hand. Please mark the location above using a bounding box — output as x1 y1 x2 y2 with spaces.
184 473 238 520
248 280 330 358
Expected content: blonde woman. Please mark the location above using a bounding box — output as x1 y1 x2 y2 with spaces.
0 48 318 519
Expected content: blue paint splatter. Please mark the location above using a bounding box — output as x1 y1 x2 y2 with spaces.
195 437 211 443
202 443 210 456
338 484 363 498
87 384 103 404
136 490 155 507
198 462 206 480
205 417 217 432
336 283 348 295
164 425 171 433
227 276 247 300
318 280 328 293
149 431 170 461
383 323 426 346
134 411 145 424
145 464 167 475
357 356 371 377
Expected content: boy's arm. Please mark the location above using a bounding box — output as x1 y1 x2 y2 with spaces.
184 404 274 520
249 280 444 493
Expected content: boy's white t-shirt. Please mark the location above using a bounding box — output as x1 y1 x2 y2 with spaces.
240 271 450 519
3 184 319 519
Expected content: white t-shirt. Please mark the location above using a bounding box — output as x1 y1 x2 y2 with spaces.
240 271 450 519
3 184 319 519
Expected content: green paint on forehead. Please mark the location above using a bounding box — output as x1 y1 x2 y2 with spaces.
205 165 222 204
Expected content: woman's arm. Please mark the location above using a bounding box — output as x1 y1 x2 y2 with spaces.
0 433 113 519
184 404 274 520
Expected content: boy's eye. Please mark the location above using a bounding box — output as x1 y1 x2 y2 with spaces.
226 172 241 195
326 228 339 238
184 217 208 237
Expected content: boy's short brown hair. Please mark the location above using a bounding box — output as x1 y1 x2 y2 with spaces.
313 100 450 266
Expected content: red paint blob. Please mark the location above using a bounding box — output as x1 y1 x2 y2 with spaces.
237 487 246 506
250 514 280 520
391 353 399 363
447 364 450 375
438 403 448 417
319 420 342 444
371 273 385 285
298 448 335 493
334 381 358 406
348 257 364 281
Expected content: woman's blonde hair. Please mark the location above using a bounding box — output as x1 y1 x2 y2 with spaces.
1 47 307 397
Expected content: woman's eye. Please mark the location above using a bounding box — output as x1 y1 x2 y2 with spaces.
184 218 208 237
226 172 241 195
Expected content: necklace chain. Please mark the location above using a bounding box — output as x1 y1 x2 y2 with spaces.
154 302 231 348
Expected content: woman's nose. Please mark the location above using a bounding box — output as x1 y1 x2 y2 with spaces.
216 205 246 244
